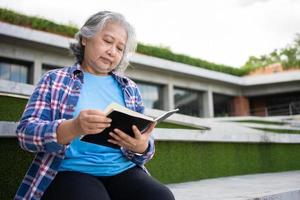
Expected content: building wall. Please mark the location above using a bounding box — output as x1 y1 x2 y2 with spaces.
247 63 300 76
1 39 238 117
0 40 74 83
1 23 300 117
232 96 250 116
126 63 242 117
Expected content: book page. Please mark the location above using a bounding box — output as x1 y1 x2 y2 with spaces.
154 108 179 123
105 102 154 121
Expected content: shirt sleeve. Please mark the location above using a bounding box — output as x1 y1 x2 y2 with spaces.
121 136 155 166
16 73 66 153
120 80 155 165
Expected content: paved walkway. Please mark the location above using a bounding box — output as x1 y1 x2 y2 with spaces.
167 170 300 200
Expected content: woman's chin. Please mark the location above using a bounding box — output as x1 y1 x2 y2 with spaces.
97 64 112 70
93 66 114 75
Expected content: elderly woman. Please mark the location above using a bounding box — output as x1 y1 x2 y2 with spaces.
15 11 175 200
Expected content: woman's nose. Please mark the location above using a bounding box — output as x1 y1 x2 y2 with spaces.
107 46 117 57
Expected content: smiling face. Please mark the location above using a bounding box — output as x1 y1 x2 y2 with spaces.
81 22 127 76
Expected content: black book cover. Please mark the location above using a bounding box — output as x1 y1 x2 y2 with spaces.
80 110 153 149
80 102 179 149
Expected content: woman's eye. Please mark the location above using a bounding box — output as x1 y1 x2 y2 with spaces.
117 47 124 52
104 39 112 43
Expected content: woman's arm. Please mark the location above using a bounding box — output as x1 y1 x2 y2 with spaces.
16 74 66 153
119 82 155 165
17 78 112 153
57 110 111 145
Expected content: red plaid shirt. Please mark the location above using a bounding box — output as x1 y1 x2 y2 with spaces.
15 63 155 200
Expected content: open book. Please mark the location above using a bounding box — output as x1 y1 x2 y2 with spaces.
80 103 179 148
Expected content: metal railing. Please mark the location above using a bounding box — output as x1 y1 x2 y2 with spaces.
250 101 300 116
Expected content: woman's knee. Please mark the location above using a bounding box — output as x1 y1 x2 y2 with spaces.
140 182 175 200
152 184 175 200
42 171 110 200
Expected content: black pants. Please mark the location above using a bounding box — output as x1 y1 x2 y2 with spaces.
41 166 175 200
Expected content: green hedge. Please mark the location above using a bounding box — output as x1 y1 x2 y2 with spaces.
0 8 77 37
0 139 33 200
0 96 27 121
146 141 300 183
2 138 300 200
137 44 245 76
254 127 300 134
234 120 287 125
0 8 246 76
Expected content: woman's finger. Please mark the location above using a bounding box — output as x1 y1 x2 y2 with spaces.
132 125 142 139
142 122 156 137
84 115 111 123
109 130 138 148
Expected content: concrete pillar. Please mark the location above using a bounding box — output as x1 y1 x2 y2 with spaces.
164 83 174 110
203 89 214 118
232 96 250 116
33 60 42 85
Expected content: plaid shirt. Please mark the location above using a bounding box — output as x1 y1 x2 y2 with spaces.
15 63 155 200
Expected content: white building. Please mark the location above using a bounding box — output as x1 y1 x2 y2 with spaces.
1 21 300 118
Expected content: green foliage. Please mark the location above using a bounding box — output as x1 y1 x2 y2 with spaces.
281 45 300 69
254 128 300 134
0 96 28 121
0 139 34 200
233 120 287 126
146 141 300 183
242 33 300 72
0 8 78 37
156 122 198 129
0 8 244 76
2 139 300 199
137 44 244 76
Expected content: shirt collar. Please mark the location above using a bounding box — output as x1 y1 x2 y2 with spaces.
70 63 129 86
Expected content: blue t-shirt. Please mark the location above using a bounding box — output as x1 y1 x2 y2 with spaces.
59 72 136 176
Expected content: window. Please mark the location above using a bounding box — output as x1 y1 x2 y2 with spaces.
135 81 164 110
0 57 31 84
174 87 203 117
213 93 234 117
42 64 61 75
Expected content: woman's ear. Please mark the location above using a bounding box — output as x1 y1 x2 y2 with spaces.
81 37 87 46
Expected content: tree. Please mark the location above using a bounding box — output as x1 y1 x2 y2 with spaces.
243 34 300 72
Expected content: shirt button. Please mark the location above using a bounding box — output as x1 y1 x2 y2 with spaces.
35 192 42 198
68 105 74 110
74 85 80 90
50 171 56 176
129 154 134 159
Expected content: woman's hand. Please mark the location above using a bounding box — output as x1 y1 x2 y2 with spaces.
57 109 111 145
73 109 112 136
108 122 156 154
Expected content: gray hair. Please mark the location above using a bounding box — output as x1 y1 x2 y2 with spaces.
70 11 137 72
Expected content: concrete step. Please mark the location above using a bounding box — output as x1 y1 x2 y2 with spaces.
167 170 300 200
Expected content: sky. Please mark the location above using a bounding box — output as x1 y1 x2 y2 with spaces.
1 0 300 67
